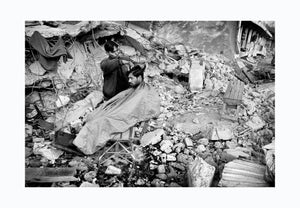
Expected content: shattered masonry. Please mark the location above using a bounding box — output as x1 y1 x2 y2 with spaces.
25 21 275 187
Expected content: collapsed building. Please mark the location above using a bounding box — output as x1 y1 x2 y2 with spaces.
25 21 275 187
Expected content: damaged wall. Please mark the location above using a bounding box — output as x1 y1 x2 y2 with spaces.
152 21 239 60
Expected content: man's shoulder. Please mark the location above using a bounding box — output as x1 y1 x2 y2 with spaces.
100 57 119 67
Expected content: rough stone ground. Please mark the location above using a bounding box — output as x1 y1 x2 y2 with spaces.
25 21 275 187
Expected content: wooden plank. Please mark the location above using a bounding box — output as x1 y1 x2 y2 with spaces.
25 167 78 183
242 67 255 83
234 81 241 102
236 81 244 101
229 80 236 99
224 81 233 99
232 81 239 100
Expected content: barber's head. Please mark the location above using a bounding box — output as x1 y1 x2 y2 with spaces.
104 40 120 57
128 65 145 88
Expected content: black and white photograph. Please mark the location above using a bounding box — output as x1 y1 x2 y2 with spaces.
2 0 300 207
24 20 275 188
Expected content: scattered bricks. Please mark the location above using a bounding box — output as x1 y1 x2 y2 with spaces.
135 178 146 186
166 153 177 161
183 148 190 155
196 144 206 153
160 153 167 163
152 150 162 156
25 124 33 137
167 166 178 178
158 165 166 174
156 173 168 180
160 139 174 153
177 153 194 165
226 140 237 149
214 141 223 149
151 179 164 187
198 138 209 146
84 171 97 182
150 163 158 170
170 162 186 171
184 137 194 147
173 142 185 153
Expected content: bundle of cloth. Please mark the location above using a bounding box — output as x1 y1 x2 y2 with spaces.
28 31 73 71
73 82 160 155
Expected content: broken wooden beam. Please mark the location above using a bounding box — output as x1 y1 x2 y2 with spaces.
25 167 79 183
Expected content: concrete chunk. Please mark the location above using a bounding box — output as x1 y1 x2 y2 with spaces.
187 156 215 187
141 129 164 147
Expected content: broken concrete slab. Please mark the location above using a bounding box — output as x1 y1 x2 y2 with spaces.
174 123 201 135
25 147 32 158
189 59 204 92
157 164 166 174
166 153 177 161
105 165 122 175
204 77 214 90
245 114 265 131
119 45 137 56
198 138 209 146
84 171 97 183
140 129 164 147
125 27 152 51
184 137 193 147
218 159 269 187
160 139 174 153
25 124 33 137
68 160 88 172
33 142 64 163
210 126 233 141
170 162 185 171
160 153 167 163
187 156 215 187
55 95 70 108
29 61 46 76
174 85 185 94
173 142 185 153
177 153 194 165
156 173 168 180
226 140 238 149
195 144 206 153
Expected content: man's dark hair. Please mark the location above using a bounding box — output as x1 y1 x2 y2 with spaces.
104 40 118 53
127 64 146 80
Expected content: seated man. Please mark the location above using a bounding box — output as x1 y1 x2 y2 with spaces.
73 64 160 155
127 64 146 88
100 40 144 101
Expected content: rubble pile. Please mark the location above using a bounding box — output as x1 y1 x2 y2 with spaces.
25 21 275 187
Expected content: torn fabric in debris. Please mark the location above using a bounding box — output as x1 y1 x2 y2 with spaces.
28 31 73 71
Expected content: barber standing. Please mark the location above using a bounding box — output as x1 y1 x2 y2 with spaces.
100 40 142 100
